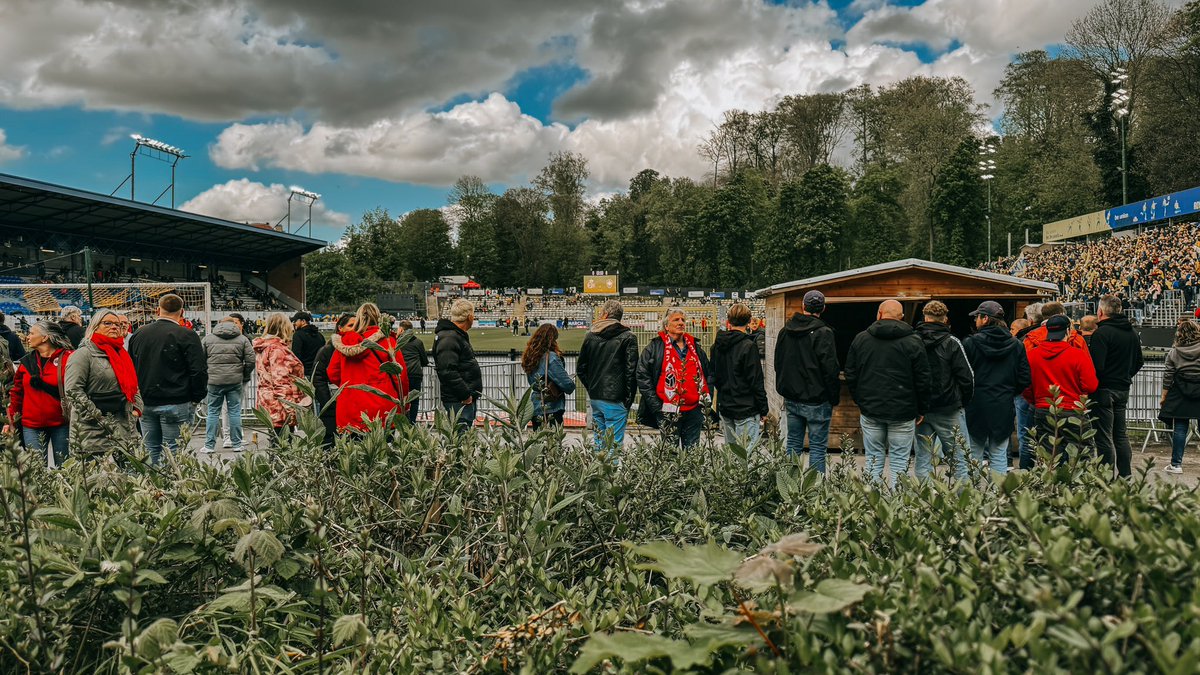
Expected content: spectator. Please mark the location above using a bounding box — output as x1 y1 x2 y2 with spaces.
6 322 73 467
64 310 142 457
1023 302 1089 352
327 303 408 432
1160 318 1200 474
312 313 355 447
1013 303 1042 469
1078 315 1098 346
844 299 931 488
253 313 310 437
963 301 1030 475
522 324 576 430
913 301 973 481
433 299 483 431
636 308 712 449
577 299 639 452
751 318 767 360
1089 295 1144 478
1025 315 1098 459
128 294 207 465
0 311 26 361
290 311 324 378
201 316 254 453
709 303 768 449
58 306 85 349
395 319 428 424
774 290 840 473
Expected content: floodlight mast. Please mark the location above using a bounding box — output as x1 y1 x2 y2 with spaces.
275 186 321 237
112 134 189 207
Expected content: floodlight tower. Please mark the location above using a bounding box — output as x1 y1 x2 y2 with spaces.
978 142 997 261
112 134 189 207
275 186 321 236
1110 68 1130 205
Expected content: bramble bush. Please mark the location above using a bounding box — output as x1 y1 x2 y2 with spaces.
1 395 1198 673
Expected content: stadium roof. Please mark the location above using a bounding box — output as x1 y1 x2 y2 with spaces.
0 172 325 268
754 258 1058 298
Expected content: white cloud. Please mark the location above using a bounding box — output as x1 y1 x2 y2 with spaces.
0 129 24 163
179 178 350 229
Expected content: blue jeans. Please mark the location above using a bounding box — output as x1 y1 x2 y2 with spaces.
205 384 243 450
860 415 915 488
662 407 704 449
142 402 194 465
23 425 69 468
1015 395 1035 469
1172 420 1190 467
722 415 761 450
915 409 969 481
970 435 1011 475
785 401 832 473
590 399 629 452
444 401 477 431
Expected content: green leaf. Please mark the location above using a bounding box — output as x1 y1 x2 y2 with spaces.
275 557 302 580
135 618 178 660
570 632 712 673
788 578 873 613
33 506 80 531
332 613 370 647
628 540 743 586
207 591 252 612
233 529 285 569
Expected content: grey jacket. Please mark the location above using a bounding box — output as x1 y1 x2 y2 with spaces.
64 340 144 455
203 321 255 387
1164 342 1200 390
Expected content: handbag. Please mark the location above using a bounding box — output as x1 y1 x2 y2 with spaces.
541 354 564 403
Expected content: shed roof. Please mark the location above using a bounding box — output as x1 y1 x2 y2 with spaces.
753 258 1057 298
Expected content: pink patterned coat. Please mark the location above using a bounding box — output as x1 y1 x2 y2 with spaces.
253 336 311 427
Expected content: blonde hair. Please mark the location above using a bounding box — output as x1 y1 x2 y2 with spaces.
355 302 382 332
264 312 293 340
84 310 128 338
922 300 948 321
450 298 474 324
726 303 751 327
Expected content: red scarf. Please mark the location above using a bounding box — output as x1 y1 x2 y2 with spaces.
656 331 708 411
90 333 139 403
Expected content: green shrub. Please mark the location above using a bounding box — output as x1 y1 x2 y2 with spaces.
0 398 1196 673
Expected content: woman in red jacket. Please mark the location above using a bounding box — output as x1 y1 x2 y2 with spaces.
327 302 410 432
5 321 73 467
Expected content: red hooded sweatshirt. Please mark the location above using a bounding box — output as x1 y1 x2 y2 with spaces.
326 326 410 431
1024 340 1098 410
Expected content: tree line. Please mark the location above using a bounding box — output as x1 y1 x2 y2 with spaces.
306 0 1200 308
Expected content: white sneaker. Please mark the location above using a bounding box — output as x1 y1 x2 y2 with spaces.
222 437 233 449
231 445 246 453
201 446 216 454
1164 464 1183 474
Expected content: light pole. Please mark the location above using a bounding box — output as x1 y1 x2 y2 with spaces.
275 187 321 236
110 135 188 206
1110 68 1130 205
978 142 996 261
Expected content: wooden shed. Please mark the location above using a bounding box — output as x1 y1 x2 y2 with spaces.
755 258 1057 447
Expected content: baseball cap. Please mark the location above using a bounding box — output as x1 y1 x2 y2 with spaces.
290 311 312 322
968 300 1005 319
803 290 826 313
1045 314 1070 341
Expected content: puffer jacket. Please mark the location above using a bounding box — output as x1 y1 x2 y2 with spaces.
915 321 974 413
844 319 932 422
253 336 309 427
709 329 768 420
433 319 482 405
963 325 1031 443
327 327 409 431
774 313 840 406
202 321 254 387
577 320 639 407
9 349 70 429
1089 314 1144 391
63 340 143 455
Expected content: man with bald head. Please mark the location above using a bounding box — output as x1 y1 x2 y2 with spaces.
845 299 932 488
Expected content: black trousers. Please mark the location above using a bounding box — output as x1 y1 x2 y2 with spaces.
406 397 420 425
1092 388 1132 478
1032 409 1092 464
531 411 565 430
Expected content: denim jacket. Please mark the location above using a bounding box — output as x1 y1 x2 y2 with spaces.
526 352 576 415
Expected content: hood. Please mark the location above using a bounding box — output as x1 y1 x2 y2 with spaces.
252 335 283 354
1100 314 1135 332
212 321 242 339
590 319 629 337
783 313 827 335
1173 342 1200 361
916 321 952 346
298 323 322 337
713 329 753 350
972 325 1022 359
1033 340 1072 360
332 327 381 358
1015 325 1037 340
867 319 914 340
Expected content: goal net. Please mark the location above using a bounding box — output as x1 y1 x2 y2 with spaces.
0 282 212 333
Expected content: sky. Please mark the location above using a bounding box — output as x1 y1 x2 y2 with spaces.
0 0 1123 244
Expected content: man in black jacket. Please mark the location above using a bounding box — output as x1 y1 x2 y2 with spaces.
636 308 713 449
1089 294 1144 478
963 300 1030 475
128 294 208 465
577 299 639 451
433 299 483 430
396 319 428 424
913 301 973 481
774 290 840 473
290 311 324 378
845 299 932 488
58 306 85 349
710 303 768 449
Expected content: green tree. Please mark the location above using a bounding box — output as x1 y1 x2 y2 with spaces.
785 165 850 277
846 164 909 268
449 176 501 285
535 152 591 287
693 170 770 288
1137 1 1200 194
341 207 406 281
929 139 987 267
643 177 710 286
396 209 455 282
303 248 382 309
492 187 550 287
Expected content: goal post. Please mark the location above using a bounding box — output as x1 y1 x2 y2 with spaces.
0 282 212 333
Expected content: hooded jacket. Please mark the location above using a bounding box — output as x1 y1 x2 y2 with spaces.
915 322 974 413
1023 323 1088 352
1164 341 1200 390
63 339 142 454
1088 314 1144 391
963 324 1031 442
58 321 85 349
709 329 768 420
326 326 408 431
291 323 325 378
432 319 482 405
397 331 428 391
253 335 308 427
128 318 208 406
773 313 840 407
0 323 25 361
844 319 931 422
1025 340 1098 410
312 340 338 422
202 321 254 387
577 321 639 407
